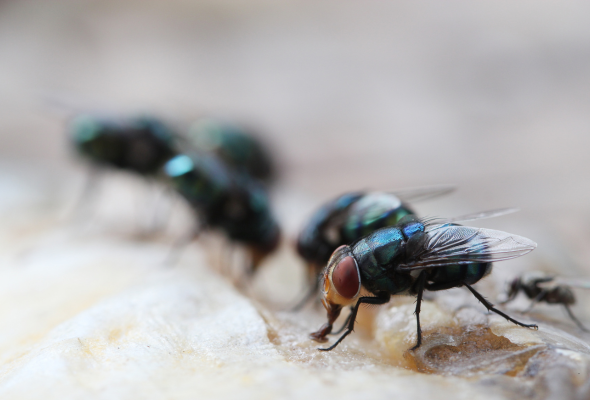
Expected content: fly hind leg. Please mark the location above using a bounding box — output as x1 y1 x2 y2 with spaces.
464 283 538 330
329 308 353 335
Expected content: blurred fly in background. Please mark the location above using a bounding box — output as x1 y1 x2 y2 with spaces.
68 110 281 275
41 74 281 265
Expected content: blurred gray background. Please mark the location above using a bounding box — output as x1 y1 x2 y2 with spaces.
1 0 590 266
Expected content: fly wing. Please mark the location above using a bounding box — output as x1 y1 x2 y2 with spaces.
446 208 520 223
398 224 537 271
390 185 455 203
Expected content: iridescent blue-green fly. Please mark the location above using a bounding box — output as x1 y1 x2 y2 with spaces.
163 152 280 272
294 186 453 309
187 118 276 184
310 210 537 351
70 114 178 176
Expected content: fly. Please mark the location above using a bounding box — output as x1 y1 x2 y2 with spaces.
310 211 537 351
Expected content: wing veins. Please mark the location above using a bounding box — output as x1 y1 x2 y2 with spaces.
427 230 480 254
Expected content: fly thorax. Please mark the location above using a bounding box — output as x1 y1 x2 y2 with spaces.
352 231 412 295
352 239 380 280
365 227 404 265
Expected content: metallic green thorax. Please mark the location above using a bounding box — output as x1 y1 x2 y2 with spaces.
352 216 491 295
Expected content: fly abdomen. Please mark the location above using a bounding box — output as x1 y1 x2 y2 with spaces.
429 262 492 287
465 263 492 284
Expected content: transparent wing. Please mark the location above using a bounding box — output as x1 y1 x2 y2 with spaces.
398 224 537 271
537 277 590 290
390 185 455 203
446 208 520 223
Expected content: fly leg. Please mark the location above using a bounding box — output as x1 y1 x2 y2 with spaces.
464 283 538 329
329 307 353 335
410 271 428 351
318 293 390 351
563 304 590 332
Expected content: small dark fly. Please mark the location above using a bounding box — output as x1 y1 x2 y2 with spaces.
70 114 178 175
294 186 453 309
310 211 537 351
163 152 280 272
502 272 589 331
187 118 276 183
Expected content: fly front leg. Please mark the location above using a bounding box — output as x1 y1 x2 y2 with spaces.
318 293 390 351
410 271 428 351
329 307 353 335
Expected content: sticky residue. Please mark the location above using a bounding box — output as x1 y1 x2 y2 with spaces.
407 326 542 376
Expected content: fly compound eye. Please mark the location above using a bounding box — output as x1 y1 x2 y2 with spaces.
332 256 360 299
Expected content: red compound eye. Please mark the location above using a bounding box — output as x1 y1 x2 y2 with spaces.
332 256 360 299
